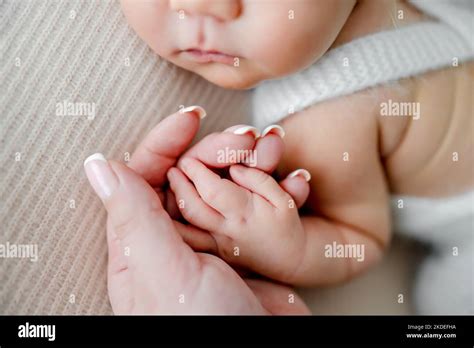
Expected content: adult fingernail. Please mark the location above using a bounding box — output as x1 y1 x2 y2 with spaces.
84 153 119 199
233 125 260 139
261 125 285 138
287 169 311 182
180 105 207 119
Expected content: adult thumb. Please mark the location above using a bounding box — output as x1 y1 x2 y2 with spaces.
84 153 198 279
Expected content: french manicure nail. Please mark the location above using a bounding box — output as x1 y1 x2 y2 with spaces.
233 125 260 139
180 105 207 119
261 124 285 138
84 153 118 199
287 169 311 182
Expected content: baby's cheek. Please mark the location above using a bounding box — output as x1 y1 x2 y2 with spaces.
120 0 173 58
249 32 320 79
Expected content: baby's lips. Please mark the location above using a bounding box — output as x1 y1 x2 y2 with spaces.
261 124 285 138
179 105 207 119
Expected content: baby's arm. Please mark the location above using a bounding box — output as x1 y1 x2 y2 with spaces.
278 92 391 286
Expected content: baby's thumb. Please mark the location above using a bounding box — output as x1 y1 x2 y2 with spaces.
84 153 195 275
279 169 311 208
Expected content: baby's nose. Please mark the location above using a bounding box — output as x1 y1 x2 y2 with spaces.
169 0 241 21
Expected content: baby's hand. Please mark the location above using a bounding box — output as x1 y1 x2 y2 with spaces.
160 123 278 220
167 127 311 283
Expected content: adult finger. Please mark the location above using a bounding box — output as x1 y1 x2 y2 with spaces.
245 279 311 315
128 106 206 187
84 153 199 286
251 125 285 173
173 220 218 254
279 169 311 208
178 125 259 169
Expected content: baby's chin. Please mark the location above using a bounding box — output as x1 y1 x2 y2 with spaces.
200 71 262 90
172 59 267 90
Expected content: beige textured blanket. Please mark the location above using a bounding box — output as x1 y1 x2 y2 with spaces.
0 0 249 314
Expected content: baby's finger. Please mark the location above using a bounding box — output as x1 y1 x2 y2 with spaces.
251 125 285 173
167 167 224 232
229 164 289 209
179 125 259 168
279 169 311 209
178 157 247 216
129 106 205 187
173 221 218 254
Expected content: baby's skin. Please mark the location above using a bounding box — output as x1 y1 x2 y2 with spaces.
120 0 474 289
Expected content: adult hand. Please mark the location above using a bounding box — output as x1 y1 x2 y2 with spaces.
84 107 310 314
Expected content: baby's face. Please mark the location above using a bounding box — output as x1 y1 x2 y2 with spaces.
121 0 355 89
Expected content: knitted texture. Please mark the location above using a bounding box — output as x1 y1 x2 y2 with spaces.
0 0 249 314
252 0 474 129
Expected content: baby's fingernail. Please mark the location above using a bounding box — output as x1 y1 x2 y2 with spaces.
167 167 178 179
180 105 207 119
233 125 260 139
261 125 285 138
231 165 245 173
287 169 311 182
179 157 192 172
84 153 118 199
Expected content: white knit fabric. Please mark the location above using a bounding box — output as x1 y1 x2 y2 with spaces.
391 191 474 247
252 0 474 129
0 0 249 314
391 191 474 314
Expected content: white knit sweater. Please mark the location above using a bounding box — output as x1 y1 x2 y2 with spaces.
0 0 249 314
252 0 474 128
